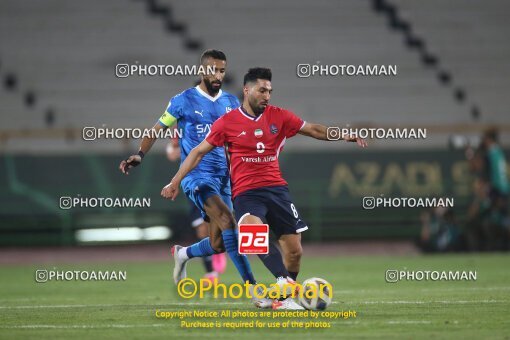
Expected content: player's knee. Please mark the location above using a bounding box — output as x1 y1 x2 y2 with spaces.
239 213 263 225
212 210 235 230
286 247 302 264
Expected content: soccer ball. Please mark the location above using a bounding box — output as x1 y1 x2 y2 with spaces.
298 277 333 310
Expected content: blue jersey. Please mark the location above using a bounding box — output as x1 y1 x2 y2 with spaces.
158 86 240 179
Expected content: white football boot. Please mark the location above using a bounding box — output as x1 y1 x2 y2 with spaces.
250 285 273 309
272 297 305 310
171 245 189 284
267 276 299 299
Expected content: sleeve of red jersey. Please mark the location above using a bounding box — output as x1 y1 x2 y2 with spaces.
282 108 306 138
205 116 226 147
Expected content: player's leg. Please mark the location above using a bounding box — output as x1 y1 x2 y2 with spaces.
173 176 257 284
189 200 215 277
277 234 303 280
238 213 290 279
173 178 269 307
207 219 227 274
209 180 274 308
172 179 222 284
264 186 308 281
194 220 222 285
203 212 271 308
195 222 214 272
202 194 256 284
207 177 231 275
192 209 227 278
233 191 303 310
261 186 307 310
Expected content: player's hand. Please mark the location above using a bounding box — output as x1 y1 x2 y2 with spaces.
119 155 142 175
161 180 180 200
344 135 368 148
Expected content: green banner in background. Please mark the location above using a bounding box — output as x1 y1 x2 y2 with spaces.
281 149 478 206
0 149 507 245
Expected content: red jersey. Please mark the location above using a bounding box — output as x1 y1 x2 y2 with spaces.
206 105 305 198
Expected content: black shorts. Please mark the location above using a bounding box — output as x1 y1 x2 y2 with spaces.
233 185 308 238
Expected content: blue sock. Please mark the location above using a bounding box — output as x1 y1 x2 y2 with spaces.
186 237 216 258
222 229 256 284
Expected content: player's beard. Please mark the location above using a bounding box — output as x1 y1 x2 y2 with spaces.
203 78 222 96
248 98 266 115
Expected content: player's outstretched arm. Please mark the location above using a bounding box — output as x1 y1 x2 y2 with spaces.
161 139 215 200
119 122 167 175
298 122 368 147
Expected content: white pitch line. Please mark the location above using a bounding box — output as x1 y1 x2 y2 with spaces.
0 324 166 329
334 287 510 294
328 320 434 326
329 320 360 325
0 304 111 309
387 320 432 325
0 302 246 309
0 304 159 309
356 300 507 305
417 287 510 292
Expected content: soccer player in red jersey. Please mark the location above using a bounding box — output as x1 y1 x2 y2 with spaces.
162 67 366 308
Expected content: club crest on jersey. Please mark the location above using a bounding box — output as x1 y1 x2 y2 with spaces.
270 124 278 134
254 129 263 138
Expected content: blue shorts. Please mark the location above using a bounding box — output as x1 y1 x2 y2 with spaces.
233 185 308 238
181 175 233 222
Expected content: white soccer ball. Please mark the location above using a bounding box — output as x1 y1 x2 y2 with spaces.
298 277 333 310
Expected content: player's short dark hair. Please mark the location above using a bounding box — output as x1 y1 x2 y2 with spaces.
243 67 272 85
200 49 226 64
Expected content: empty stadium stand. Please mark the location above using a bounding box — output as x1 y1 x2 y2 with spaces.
0 0 508 153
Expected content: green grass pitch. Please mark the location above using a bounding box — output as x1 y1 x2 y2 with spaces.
1 253 509 339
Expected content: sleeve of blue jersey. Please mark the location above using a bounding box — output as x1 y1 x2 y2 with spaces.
167 95 184 118
157 95 183 127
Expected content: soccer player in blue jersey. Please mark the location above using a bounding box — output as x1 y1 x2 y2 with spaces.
119 50 276 307
166 137 227 285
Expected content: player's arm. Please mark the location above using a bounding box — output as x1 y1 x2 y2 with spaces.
119 112 177 175
161 139 216 200
166 125 181 162
298 122 367 147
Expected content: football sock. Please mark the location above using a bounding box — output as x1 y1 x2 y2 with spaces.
202 255 213 273
288 271 299 281
222 229 256 284
257 242 290 278
185 237 215 259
